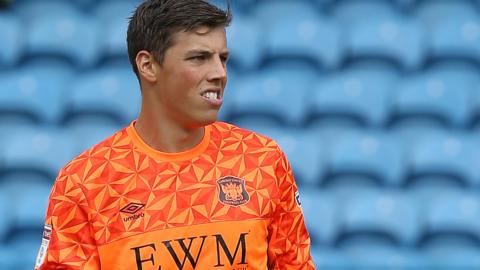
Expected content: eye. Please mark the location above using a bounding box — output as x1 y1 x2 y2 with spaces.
220 55 229 64
190 55 207 62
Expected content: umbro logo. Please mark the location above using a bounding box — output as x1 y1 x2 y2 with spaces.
121 202 145 222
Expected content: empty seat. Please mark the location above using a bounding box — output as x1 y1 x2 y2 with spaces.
324 131 405 188
389 72 471 129
0 61 71 127
226 15 263 71
229 64 316 127
308 67 396 129
255 128 325 186
334 0 399 26
255 1 320 27
12 0 80 19
337 190 419 247
417 0 478 28
63 67 141 127
310 247 353 269
407 132 479 188
2 127 76 184
264 13 343 69
345 245 431 269
95 0 140 23
428 14 480 65
300 189 339 245
346 16 425 70
426 245 480 269
0 13 23 67
98 16 130 66
25 13 100 67
421 190 480 248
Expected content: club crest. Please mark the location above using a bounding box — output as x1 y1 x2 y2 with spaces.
217 176 250 207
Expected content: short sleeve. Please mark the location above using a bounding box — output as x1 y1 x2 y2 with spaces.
267 147 316 269
34 169 100 270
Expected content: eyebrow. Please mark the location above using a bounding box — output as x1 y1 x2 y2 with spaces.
186 49 230 57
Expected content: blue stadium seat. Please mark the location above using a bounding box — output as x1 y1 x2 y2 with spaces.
334 0 399 26
226 15 263 71
7 232 44 270
346 16 425 70
255 128 325 187
426 245 480 269
0 13 23 67
95 0 140 23
421 190 480 248
407 132 479 189
255 1 320 27
229 64 317 127
307 67 396 129
345 245 431 269
63 67 141 127
0 189 12 244
263 13 343 69
417 0 478 27
0 246 16 270
389 72 471 129
25 13 100 67
336 190 419 248
324 131 405 188
310 247 353 269
12 0 80 19
428 14 480 65
300 189 339 246
0 61 71 127
98 16 130 67
1 127 76 184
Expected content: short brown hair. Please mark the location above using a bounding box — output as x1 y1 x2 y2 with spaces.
127 0 232 78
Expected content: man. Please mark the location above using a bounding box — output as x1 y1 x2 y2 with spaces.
35 0 315 269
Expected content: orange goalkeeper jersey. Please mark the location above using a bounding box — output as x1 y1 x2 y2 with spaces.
35 121 315 270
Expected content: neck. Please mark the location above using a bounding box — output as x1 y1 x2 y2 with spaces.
135 105 205 154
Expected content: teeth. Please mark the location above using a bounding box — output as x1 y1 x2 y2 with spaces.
203 91 218 100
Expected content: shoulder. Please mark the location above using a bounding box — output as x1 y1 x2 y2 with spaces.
210 122 284 156
56 126 129 183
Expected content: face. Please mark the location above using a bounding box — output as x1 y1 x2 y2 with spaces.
153 26 228 128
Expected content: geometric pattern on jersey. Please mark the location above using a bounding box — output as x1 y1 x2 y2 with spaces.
36 121 315 270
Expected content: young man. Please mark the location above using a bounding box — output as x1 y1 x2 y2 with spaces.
35 0 315 269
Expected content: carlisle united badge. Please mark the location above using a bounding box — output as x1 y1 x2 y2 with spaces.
217 176 250 207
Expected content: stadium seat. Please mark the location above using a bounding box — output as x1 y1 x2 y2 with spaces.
63 67 141 128
0 246 16 270
427 14 480 66
344 245 431 269
0 61 71 127
346 16 425 70
0 189 12 243
263 12 343 69
0 13 23 67
300 189 339 245
1 127 76 184
98 16 130 67
12 0 79 19
254 128 325 187
229 64 316 127
310 247 353 269
226 15 263 71
406 132 479 189
324 131 405 188
307 67 396 129
426 245 480 269
255 1 320 27
389 72 471 130
334 0 399 26
417 0 478 27
336 190 419 248
25 13 100 67
420 190 480 248
95 0 141 23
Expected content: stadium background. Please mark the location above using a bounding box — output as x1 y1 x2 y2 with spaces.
1 0 480 269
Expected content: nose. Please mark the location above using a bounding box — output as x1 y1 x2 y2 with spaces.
207 55 227 82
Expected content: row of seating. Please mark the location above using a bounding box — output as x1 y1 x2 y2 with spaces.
2 125 480 189
3 63 480 130
3 1 480 70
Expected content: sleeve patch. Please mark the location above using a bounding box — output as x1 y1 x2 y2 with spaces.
35 224 52 268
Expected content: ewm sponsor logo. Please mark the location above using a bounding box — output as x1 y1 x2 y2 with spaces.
131 232 249 270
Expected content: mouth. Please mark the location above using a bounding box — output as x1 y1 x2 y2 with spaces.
200 88 222 100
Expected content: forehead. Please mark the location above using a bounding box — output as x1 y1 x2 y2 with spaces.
170 26 227 51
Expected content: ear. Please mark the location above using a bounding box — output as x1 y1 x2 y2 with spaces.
136 50 157 84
